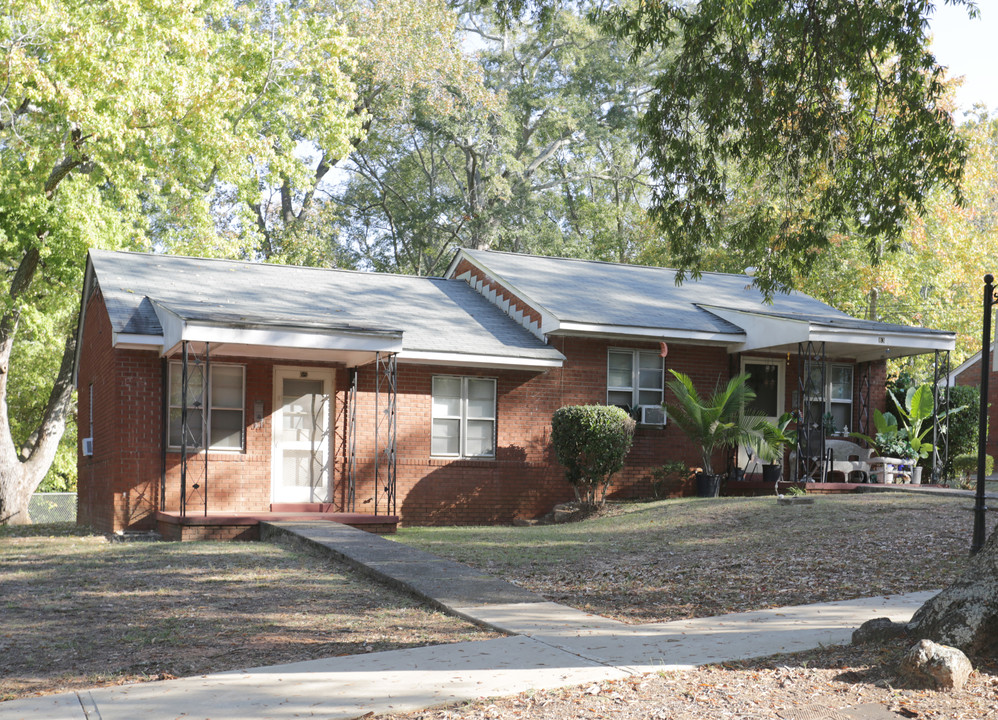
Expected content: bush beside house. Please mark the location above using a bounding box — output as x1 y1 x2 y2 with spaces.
551 405 636 509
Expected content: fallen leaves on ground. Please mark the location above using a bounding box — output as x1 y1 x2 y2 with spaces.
0 528 499 702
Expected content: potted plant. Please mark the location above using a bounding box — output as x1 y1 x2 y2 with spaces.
756 411 797 490
889 384 966 484
665 370 767 497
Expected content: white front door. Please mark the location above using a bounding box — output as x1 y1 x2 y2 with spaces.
272 368 334 504
740 357 786 473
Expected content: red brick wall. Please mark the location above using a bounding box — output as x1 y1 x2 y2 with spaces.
76 290 162 533
77 287 892 531
949 359 997 461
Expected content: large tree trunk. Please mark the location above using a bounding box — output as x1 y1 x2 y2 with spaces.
0 249 75 525
909 526 998 657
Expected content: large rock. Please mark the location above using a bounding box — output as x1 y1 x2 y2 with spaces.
908 527 998 657
898 639 973 690
852 617 909 645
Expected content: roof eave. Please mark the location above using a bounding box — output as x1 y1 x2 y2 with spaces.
398 349 564 371
549 321 745 346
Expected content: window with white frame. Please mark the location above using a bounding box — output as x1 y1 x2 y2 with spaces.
607 349 664 413
806 364 854 434
168 363 245 450
431 376 496 458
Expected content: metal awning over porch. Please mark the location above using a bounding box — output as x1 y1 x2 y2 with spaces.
152 301 404 367
700 306 956 362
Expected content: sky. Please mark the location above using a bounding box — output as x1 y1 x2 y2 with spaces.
929 2 998 116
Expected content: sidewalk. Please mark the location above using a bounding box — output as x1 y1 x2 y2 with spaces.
0 521 937 720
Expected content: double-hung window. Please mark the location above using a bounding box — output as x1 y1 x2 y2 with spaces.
607 349 664 411
168 363 245 451
806 364 854 434
431 376 496 458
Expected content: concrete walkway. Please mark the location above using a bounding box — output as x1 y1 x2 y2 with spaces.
0 521 937 720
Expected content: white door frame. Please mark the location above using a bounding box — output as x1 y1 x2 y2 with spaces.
271 366 335 504
739 356 786 473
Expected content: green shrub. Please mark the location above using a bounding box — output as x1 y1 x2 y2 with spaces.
551 405 636 509
650 460 691 499
952 453 993 488
944 384 980 470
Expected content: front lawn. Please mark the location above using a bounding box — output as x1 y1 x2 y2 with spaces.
394 494 994 623
0 525 498 702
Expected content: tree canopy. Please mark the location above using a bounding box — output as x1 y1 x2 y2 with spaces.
489 0 973 296
0 0 361 520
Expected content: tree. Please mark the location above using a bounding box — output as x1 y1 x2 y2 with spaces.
0 0 360 523
488 0 971 295
794 111 998 369
330 0 663 275
242 0 485 266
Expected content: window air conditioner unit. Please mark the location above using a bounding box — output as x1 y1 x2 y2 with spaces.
640 406 666 426
82 437 94 457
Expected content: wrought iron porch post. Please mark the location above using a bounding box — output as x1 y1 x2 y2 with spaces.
932 349 951 485
796 341 827 482
347 368 358 513
180 341 209 517
374 352 398 516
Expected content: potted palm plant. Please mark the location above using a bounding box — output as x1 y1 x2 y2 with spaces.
665 370 768 497
756 411 797 489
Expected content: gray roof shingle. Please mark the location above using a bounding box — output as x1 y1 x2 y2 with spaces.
89 250 563 360
461 249 951 338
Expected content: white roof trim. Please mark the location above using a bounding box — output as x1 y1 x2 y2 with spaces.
112 333 163 350
550 321 744 345
700 306 809 352
946 346 987 386
398 349 564 371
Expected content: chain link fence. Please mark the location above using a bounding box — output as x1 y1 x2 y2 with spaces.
28 492 77 523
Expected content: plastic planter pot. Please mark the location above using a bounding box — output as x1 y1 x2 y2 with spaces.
696 472 722 497
762 464 782 484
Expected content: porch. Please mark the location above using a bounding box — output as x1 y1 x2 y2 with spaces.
724 478 949 497
156 509 399 542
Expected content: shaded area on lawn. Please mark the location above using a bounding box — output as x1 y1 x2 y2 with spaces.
395 495 998 623
0 524 499 702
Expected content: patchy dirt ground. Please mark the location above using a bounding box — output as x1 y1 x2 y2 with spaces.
395 495 997 624
0 526 499 702
380 640 998 720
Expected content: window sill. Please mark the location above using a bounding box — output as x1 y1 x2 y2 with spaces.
428 456 496 467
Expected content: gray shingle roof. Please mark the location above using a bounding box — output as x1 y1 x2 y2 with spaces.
89 250 563 360
461 249 951 338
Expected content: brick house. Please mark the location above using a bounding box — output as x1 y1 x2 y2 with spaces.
947 345 994 461
74 249 956 538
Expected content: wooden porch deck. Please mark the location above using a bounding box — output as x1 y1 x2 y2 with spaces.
155 508 399 542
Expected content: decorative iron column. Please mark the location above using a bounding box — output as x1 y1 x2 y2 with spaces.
180 341 210 517
374 353 398 516
857 361 872 441
796 341 827 482
347 368 358 512
931 349 951 485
